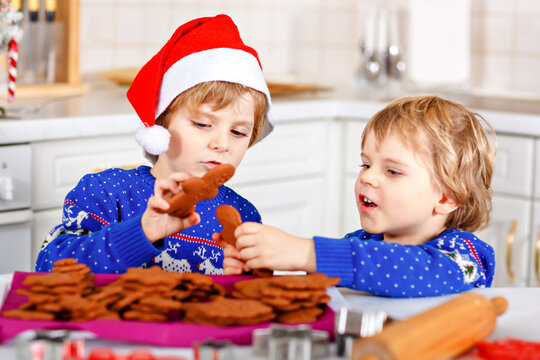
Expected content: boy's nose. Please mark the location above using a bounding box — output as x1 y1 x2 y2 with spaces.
358 169 379 188
209 131 229 152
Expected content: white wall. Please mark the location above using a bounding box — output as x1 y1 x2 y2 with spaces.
79 0 540 99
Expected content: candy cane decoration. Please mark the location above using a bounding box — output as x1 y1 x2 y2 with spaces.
7 37 17 102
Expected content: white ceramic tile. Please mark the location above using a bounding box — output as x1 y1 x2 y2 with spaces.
115 7 146 45
482 0 515 13
477 54 513 91
143 5 173 46
515 14 540 53
295 46 322 79
321 46 355 85
113 47 146 69
513 56 540 94
323 9 355 45
79 4 116 46
470 13 484 51
170 9 203 30
516 0 540 13
80 48 114 74
297 9 323 45
482 15 515 52
248 10 275 45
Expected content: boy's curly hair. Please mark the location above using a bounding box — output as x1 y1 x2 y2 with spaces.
145 81 268 163
361 96 496 232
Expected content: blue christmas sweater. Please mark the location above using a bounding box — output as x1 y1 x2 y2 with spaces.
314 228 495 297
35 166 261 274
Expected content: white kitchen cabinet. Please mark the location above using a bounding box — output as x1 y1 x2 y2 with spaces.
341 120 368 235
475 195 531 287
491 134 534 197
31 135 149 211
529 202 540 287
234 178 325 238
32 208 63 267
474 135 536 287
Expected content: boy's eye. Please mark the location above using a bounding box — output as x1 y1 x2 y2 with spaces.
387 169 401 176
231 129 249 137
360 163 370 170
192 120 210 128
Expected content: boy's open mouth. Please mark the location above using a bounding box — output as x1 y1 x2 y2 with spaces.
361 196 378 207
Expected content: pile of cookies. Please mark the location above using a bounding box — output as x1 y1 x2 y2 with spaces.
2 259 338 326
2 259 101 321
232 273 339 323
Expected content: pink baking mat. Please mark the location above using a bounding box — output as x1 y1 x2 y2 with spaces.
0 272 335 346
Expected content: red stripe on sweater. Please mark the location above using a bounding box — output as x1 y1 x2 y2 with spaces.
171 234 223 248
463 238 483 269
64 200 109 225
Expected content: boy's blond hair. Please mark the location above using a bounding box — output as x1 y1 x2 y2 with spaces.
146 81 268 163
361 96 496 232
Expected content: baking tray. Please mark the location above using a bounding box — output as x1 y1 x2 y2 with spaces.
0 272 334 347
99 68 325 95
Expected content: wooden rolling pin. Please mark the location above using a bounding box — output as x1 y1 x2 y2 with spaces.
352 293 508 360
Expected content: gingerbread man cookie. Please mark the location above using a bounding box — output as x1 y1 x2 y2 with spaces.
216 205 273 278
216 205 242 246
166 164 235 218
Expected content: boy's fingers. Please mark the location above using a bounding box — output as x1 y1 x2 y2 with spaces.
169 172 192 184
224 266 243 275
154 178 177 197
235 222 262 237
147 195 170 212
223 257 244 269
223 245 241 258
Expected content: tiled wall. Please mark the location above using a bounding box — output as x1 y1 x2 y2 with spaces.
80 0 540 99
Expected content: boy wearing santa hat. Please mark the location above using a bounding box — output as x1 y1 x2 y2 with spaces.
35 14 273 274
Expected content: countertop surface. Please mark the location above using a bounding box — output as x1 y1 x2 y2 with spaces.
0 270 538 359
1 80 540 145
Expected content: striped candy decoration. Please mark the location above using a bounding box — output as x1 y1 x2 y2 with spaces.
7 37 17 102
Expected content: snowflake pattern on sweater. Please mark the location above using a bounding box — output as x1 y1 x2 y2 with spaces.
35 166 261 274
313 228 495 298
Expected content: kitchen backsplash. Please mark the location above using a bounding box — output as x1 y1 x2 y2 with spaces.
79 0 540 99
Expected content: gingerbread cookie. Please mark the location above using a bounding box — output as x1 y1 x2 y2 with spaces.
216 205 242 246
166 164 235 218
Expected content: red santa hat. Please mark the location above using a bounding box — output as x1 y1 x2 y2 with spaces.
127 14 273 155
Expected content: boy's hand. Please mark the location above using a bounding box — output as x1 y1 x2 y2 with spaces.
212 232 246 275
234 223 317 273
141 172 200 243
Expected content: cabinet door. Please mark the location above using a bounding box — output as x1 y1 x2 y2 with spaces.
340 120 367 235
233 178 325 239
229 121 329 186
342 175 360 235
535 140 540 200
475 195 531 287
529 202 540 287
492 135 534 197
32 135 149 210
32 208 63 266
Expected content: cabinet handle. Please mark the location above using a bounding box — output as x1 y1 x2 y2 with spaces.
92 163 144 173
535 227 540 287
505 219 517 285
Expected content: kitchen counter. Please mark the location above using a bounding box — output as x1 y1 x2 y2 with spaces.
1 80 540 145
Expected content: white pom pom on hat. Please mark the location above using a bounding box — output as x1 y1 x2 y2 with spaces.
127 14 273 156
134 125 171 156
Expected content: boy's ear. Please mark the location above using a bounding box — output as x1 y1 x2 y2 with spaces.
434 193 459 215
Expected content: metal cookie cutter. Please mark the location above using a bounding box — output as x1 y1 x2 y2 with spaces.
192 339 235 360
334 307 390 357
252 324 330 360
15 329 94 360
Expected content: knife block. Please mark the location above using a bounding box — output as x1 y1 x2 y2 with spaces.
351 293 508 360
4 0 85 100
